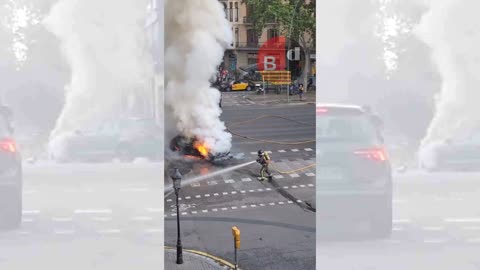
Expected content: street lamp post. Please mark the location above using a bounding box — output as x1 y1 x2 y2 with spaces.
171 168 183 264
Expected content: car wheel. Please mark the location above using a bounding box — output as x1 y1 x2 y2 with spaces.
0 178 22 230
247 86 252 91
227 87 232 92
370 197 392 238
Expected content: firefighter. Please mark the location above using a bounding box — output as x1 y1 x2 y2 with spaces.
256 149 272 181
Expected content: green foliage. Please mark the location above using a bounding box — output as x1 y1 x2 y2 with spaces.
242 0 315 48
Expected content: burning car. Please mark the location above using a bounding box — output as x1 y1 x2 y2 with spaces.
169 135 233 162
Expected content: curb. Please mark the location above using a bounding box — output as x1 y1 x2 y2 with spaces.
165 246 239 270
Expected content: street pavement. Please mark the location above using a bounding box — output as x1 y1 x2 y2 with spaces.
165 92 316 270
165 248 232 270
0 162 163 270
317 169 480 270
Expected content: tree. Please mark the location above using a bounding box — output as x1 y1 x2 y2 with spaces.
242 0 315 90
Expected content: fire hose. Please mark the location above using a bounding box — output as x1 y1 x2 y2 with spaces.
226 115 315 145
270 162 315 174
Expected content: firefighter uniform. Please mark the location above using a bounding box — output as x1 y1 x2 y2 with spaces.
257 150 272 181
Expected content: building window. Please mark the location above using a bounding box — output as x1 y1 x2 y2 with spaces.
229 2 233 22
235 2 239 22
267 28 279 40
247 29 258 47
235 28 239 47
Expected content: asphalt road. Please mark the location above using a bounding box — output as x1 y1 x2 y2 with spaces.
165 93 316 270
0 161 163 270
317 169 480 270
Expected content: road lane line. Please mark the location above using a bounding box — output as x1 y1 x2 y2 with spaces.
98 229 121 234
205 194 211 197
278 150 286 153
54 230 75 235
304 148 313 151
241 178 252 182
240 190 246 193
195 195 201 198
274 175 284 179
22 210 40 215
423 239 448 244
52 217 73 222
185 196 191 200
423 226 445 231
75 209 112 214
224 179 235 184
290 174 300 178
444 218 480 223
231 206 238 210
291 149 299 152
213 193 219 196
92 217 112 222
305 173 315 177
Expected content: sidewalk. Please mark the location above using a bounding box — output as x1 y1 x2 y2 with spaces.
165 248 235 270
244 91 315 105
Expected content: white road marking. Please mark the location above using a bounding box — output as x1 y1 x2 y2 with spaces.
207 181 217 186
423 226 445 231
269 203 276 206
266 188 272 191
444 218 480 223
241 206 247 209
290 173 300 178
132 216 153 221
52 217 73 222
212 209 218 212
307 184 314 187
305 173 315 177
242 178 252 182
250 152 257 155
191 183 200 187
274 175 284 179
291 149 299 152
287 201 293 204
205 194 211 197
22 210 40 215
278 150 286 153
292 185 298 189
231 206 238 210
423 239 448 244
223 192 229 195
75 209 112 214
92 217 112 222
278 202 285 205
166 199 172 202
240 190 246 193
221 208 228 211
393 219 412 224
299 185 306 188
213 193 219 196
224 179 235 184
462 226 480 231
98 229 121 234
54 230 75 235
181 212 187 215
304 148 313 151
231 191 237 195
251 205 257 208
249 190 255 193
202 210 208 213
283 186 289 189
260 204 265 207
296 200 302 203
195 195 201 198
191 211 197 214
257 189 264 192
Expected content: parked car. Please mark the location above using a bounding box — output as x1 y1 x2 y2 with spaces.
316 104 392 238
49 118 162 163
419 132 480 171
0 106 22 229
226 80 255 92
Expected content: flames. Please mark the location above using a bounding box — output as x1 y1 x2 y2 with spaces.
194 141 210 158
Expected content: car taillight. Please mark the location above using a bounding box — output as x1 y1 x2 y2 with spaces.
316 107 328 114
354 147 387 162
0 138 16 153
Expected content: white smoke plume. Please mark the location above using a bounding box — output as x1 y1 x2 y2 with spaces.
416 0 480 146
44 0 152 139
164 0 232 154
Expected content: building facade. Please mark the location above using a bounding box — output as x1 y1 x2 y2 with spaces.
219 0 315 79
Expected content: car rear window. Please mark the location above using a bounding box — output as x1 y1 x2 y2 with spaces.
316 113 379 143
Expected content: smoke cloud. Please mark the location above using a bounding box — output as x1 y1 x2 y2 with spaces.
44 0 152 139
164 0 232 154
416 0 480 146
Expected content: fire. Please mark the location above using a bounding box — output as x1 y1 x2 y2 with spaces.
194 141 210 158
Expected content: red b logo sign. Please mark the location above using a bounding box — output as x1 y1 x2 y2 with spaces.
257 36 304 75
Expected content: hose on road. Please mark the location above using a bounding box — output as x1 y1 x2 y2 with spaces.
270 162 315 174
226 115 315 145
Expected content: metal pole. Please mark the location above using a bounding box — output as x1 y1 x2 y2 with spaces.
175 189 183 264
234 247 238 270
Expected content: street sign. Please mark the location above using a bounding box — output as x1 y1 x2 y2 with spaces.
258 70 291 85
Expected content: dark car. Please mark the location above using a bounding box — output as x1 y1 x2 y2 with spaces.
169 135 232 162
50 118 162 162
0 107 22 229
419 133 480 171
316 104 392 238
